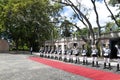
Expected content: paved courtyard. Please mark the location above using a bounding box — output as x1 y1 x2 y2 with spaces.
0 53 120 80
0 53 90 80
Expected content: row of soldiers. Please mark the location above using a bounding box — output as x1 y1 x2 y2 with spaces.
39 43 120 71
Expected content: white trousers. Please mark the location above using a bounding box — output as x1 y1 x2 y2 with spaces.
117 58 120 64
92 57 97 62
83 56 87 61
104 58 110 63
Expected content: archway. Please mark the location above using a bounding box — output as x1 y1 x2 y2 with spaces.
109 38 120 58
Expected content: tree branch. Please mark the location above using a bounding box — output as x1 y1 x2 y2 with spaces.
91 0 101 38
104 0 120 27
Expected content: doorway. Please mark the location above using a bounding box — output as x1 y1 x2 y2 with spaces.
109 38 120 58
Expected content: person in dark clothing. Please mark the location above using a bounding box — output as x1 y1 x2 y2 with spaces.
30 47 33 55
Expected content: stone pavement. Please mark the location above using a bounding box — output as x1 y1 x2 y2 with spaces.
0 53 90 80
0 52 120 80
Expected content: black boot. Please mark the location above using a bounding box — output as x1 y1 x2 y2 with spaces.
71 59 73 63
77 58 80 64
92 61 94 67
117 64 119 71
86 60 88 65
75 59 77 63
103 62 106 69
83 60 85 65
109 63 111 70
96 61 99 67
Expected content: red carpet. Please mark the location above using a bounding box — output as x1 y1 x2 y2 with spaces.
29 57 120 80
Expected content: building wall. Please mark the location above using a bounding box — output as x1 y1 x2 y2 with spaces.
0 40 9 53
44 31 120 57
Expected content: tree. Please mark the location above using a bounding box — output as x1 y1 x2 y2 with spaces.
104 0 120 27
60 20 73 37
53 0 105 46
105 21 120 32
0 0 62 51
109 0 120 6
91 0 101 38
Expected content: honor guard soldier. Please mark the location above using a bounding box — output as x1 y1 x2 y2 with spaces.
57 47 62 60
72 46 79 63
50 46 54 59
76 48 80 63
43 47 47 57
40 47 45 57
47 46 51 58
66 48 72 62
103 44 111 69
39 47 43 57
63 49 67 61
81 46 88 65
51 47 56 59
91 45 99 67
44 46 48 58
115 44 120 71
54 48 58 59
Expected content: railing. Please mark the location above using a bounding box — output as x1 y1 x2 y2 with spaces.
45 31 120 44
101 31 120 38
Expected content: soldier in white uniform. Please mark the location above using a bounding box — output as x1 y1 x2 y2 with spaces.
43 46 47 57
91 45 99 67
53 48 58 59
72 46 79 63
39 47 44 57
47 46 51 58
63 49 67 61
115 44 120 71
72 46 76 63
66 48 72 62
57 47 62 60
103 44 111 69
81 46 88 65
40 47 45 57
50 46 54 59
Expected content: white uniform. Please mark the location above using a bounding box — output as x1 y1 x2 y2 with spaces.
72 48 78 61
117 49 120 58
91 49 98 56
57 48 62 59
72 48 78 55
103 48 111 57
115 45 120 71
103 47 111 63
116 45 120 64
91 48 98 67
58 48 62 54
82 49 88 64
82 50 87 56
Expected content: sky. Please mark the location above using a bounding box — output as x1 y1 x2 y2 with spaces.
60 0 119 29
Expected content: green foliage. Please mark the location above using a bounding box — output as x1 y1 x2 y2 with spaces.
75 28 88 37
105 21 120 33
109 0 120 6
109 0 120 26
105 22 114 32
60 20 73 37
0 0 61 51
